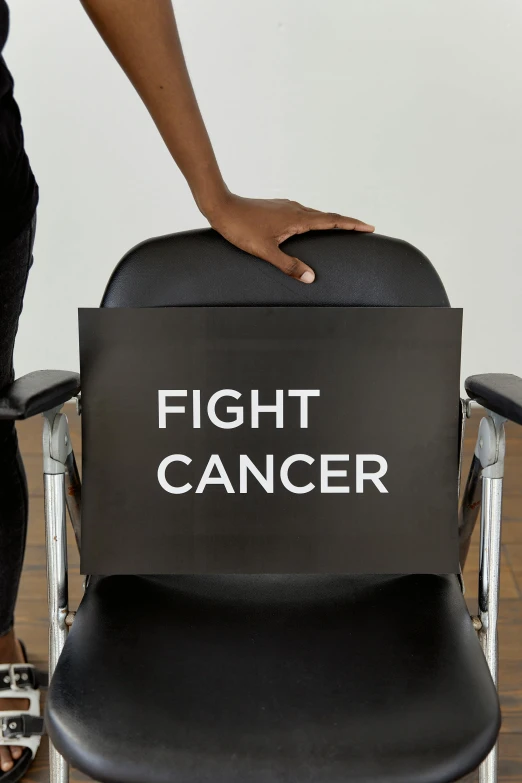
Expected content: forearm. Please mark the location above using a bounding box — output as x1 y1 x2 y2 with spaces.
79 0 375 283
80 0 228 215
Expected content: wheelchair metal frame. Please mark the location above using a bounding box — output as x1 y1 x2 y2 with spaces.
41 398 507 783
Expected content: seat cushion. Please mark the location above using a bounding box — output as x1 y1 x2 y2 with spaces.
46 574 500 783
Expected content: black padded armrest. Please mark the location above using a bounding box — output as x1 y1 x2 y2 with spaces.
0 370 81 421
465 373 522 426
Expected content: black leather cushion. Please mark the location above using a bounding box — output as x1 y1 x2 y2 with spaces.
465 373 522 427
47 574 499 783
0 370 80 420
101 229 450 308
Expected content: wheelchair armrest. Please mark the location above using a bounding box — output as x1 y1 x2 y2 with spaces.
0 370 81 421
465 373 522 426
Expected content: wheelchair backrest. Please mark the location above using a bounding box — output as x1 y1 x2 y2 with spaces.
77 227 460 575
101 229 450 308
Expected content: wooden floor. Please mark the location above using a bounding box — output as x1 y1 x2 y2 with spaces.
13 406 522 782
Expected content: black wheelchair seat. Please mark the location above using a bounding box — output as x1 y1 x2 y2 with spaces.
46 573 500 783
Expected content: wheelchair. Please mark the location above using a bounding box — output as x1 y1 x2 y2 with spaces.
1 228 521 783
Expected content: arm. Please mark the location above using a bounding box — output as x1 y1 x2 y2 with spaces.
80 0 374 283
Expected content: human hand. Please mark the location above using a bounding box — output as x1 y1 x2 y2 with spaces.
203 193 375 283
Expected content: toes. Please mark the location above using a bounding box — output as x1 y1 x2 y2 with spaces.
0 744 23 771
0 745 14 772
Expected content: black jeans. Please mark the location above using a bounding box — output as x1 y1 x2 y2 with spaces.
0 213 36 636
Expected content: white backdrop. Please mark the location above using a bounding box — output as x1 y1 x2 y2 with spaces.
6 0 522 385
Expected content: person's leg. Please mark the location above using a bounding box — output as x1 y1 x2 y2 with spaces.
0 214 37 772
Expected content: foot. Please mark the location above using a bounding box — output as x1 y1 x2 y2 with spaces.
0 630 30 773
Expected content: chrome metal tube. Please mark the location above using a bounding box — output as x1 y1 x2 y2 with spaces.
457 398 468 498
48 739 69 783
477 475 503 783
44 472 70 783
64 450 81 551
479 476 503 684
479 744 498 783
458 453 482 568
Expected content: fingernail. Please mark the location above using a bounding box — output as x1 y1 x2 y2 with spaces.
300 270 315 284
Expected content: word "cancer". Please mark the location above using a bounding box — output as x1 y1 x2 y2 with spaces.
157 453 388 495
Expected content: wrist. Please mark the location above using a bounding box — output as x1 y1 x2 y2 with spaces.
193 178 231 222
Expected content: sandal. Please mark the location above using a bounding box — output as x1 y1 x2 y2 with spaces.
0 641 46 781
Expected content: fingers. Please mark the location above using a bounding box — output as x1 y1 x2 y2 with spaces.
0 746 14 772
286 201 375 232
259 207 375 283
10 746 23 760
264 246 315 284
306 212 375 232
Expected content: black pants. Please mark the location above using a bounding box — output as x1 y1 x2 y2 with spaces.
0 213 36 636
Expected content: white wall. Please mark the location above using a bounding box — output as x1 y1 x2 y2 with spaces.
6 0 522 385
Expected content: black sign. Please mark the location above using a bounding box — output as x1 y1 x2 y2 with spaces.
79 307 462 574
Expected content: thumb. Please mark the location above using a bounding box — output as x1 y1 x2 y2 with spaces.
265 247 316 284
